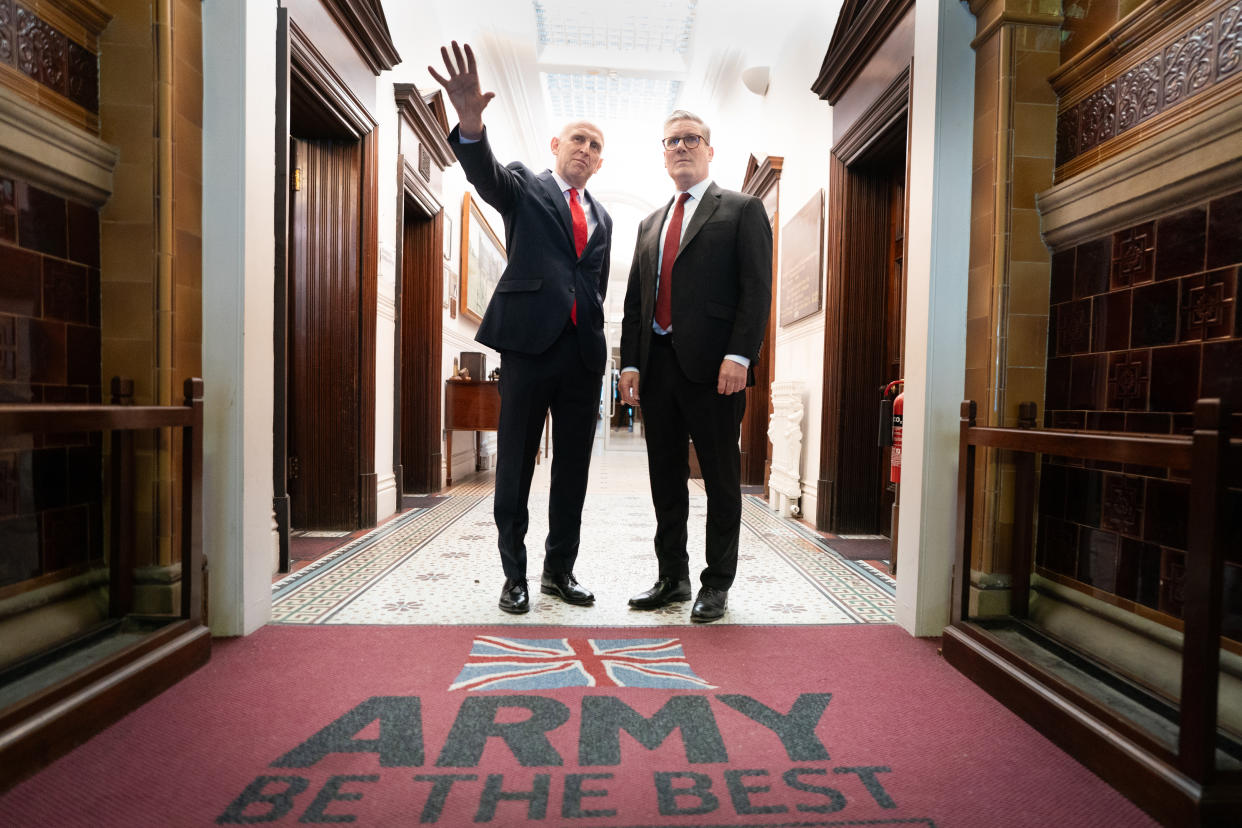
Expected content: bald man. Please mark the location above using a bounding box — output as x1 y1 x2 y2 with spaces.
431 42 614 614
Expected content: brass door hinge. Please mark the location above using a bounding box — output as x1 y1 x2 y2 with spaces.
292 168 303 191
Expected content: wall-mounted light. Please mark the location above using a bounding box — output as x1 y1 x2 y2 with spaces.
741 65 770 96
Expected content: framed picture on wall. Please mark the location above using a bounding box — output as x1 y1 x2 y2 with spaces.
460 192 506 324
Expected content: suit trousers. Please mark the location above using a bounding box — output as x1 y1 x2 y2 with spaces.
494 324 602 581
639 334 746 591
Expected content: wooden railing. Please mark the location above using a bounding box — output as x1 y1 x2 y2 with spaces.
948 397 1239 823
0 377 209 790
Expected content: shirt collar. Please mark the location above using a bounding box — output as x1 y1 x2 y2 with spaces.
677 178 712 202
552 171 581 200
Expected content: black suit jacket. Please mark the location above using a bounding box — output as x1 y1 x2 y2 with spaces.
450 126 613 376
620 181 772 385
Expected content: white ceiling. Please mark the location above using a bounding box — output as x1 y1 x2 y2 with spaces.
404 0 835 326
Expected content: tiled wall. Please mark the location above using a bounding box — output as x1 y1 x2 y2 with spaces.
0 1 100 114
1039 188 1242 636
0 174 102 590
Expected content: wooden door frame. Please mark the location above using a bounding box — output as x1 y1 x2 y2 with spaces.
273 20 379 541
392 85 454 500
740 155 783 490
816 66 911 533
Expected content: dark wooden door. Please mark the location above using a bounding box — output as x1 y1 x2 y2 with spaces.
879 166 906 531
400 202 443 493
288 137 362 529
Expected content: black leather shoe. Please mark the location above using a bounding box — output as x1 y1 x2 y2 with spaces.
628 577 693 610
540 572 595 605
690 586 728 622
499 578 529 614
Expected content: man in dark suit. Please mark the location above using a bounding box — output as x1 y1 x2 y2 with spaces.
619 110 772 622
430 42 612 614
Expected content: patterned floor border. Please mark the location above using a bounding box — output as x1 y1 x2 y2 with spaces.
271 484 895 626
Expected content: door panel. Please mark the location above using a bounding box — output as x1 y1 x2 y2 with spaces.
288 137 362 529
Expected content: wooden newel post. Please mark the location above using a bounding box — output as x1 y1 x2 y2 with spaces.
1178 398 1228 783
109 377 135 619
182 378 205 625
1011 402 1038 619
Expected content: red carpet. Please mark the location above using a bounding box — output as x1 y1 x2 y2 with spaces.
0 624 1156 827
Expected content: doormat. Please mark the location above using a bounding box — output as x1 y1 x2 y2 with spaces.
819 537 893 561
0 624 1156 827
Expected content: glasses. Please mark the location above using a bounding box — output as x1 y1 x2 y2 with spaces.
662 134 705 150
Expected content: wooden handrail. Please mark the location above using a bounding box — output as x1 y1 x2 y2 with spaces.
0 377 205 625
954 397 1232 789
0 405 195 433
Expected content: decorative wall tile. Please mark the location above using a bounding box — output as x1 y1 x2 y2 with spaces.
1112 222 1154 288
1220 1 1242 81
1078 82 1117 153
1056 3 1241 167
1102 474 1144 535
65 39 97 113
1107 350 1150 410
1040 185 1242 626
1164 19 1215 109
3 4 98 114
1117 53 1162 132
0 0 13 65
1055 104 1079 167
1180 268 1235 341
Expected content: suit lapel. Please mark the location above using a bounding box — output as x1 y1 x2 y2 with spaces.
678 182 720 255
538 171 577 254
582 189 607 256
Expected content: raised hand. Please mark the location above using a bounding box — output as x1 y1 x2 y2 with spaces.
428 41 495 139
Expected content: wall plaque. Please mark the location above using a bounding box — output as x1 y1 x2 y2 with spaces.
780 190 825 326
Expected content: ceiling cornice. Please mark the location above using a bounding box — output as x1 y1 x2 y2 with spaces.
811 0 913 104
320 0 401 75
394 84 455 169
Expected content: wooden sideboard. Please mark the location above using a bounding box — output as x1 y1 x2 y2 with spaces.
444 380 500 486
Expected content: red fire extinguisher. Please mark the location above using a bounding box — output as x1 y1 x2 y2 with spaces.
878 380 904 484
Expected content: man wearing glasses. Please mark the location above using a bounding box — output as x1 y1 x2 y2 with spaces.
619 110 773 622
430 42 613 615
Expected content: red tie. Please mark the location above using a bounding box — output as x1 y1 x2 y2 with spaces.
568 188 587 325
655 192 690 331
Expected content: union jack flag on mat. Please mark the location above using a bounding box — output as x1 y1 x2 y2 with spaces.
449 636 716 691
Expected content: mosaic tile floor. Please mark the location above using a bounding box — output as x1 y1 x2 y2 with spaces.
271 451 895 627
